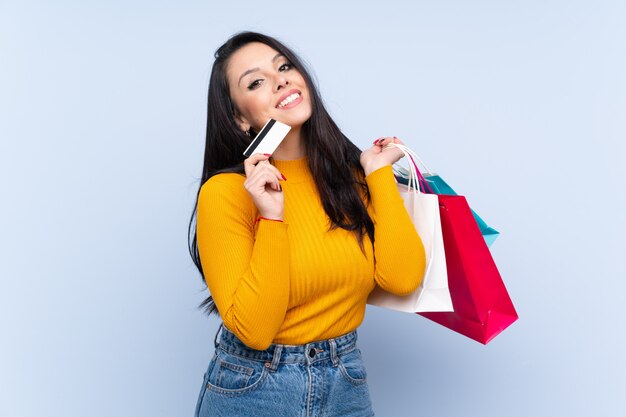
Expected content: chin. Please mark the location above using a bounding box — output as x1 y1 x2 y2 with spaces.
276 108 313 128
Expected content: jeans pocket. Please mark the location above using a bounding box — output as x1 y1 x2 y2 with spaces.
206 350 269 395
338 348 368 386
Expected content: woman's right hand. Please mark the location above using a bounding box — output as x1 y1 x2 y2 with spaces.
243 153 286 220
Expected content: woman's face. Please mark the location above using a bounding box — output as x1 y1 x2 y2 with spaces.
226 42 312 133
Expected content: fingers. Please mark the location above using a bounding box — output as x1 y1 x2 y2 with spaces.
243 153 286 192
370 136 406 164
247 172 281 192
373 136 404 147
243 153 272 177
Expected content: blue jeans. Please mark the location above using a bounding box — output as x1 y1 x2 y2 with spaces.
194 324 375 417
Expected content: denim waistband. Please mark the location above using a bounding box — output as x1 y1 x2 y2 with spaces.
214 323 359 370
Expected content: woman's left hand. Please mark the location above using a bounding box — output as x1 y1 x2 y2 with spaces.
360 136 406 176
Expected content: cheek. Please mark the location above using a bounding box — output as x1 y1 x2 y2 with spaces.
248 98 275 127
251 107 270 126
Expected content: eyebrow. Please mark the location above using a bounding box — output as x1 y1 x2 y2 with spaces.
238 53 284 86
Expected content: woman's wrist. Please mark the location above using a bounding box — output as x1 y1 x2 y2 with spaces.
258 209 284 221
256 216 284 223
363 163 391 177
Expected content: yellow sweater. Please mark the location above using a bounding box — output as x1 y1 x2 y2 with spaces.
196 157 426 350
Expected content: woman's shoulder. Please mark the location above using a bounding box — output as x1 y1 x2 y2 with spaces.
199 172 250 203
198 172 256 218
202 172 246 189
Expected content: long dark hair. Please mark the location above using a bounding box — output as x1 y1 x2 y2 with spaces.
188 31 375 316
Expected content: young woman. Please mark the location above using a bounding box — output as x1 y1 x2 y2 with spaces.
188 31 426 417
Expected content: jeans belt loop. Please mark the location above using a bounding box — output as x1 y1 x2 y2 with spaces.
269 345 283 372
329 339 339 367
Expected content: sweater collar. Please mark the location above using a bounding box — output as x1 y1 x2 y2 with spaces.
272 156 312 183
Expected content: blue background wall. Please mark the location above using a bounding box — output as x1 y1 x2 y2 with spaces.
1 1 624 416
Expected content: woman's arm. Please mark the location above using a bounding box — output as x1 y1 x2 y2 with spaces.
365 164 427 296
196 174 290 350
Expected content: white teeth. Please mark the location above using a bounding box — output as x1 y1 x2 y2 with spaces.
278 93 300 108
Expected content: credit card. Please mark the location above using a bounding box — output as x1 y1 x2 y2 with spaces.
242 119 291 157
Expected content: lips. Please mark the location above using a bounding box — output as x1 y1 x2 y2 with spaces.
275 89 302 108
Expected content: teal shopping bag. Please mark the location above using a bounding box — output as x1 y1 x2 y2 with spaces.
422 174 499 247
394 168 500 247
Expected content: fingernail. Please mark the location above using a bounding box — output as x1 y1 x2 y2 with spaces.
281 174 287 181
264 153 272 157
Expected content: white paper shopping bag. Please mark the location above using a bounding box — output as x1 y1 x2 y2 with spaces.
367 143 453 313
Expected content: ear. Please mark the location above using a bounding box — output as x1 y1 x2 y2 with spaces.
233 109 251 133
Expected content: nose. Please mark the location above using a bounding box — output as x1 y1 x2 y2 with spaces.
275 74 289 91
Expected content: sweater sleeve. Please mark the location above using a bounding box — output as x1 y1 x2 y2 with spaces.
196 174 290 350
365 165 426 296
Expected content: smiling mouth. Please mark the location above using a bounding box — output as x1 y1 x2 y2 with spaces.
276 92 301 108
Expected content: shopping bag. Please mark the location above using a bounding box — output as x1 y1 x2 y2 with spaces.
419 194 518 344
367 144 453 313
394 167 500 247
424 174 500 247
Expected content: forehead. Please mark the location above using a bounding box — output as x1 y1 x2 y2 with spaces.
227 42 281 82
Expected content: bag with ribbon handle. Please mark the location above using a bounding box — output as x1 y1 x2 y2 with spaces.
367 143 453 313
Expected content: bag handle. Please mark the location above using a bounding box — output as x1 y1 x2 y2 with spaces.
388 143 434 174
387 143 422 193
387 143 435 194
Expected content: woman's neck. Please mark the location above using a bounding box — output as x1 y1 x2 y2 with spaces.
271 127 306 160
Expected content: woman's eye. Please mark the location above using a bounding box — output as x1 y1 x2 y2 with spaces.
279 63 293 71
247 79 262 90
